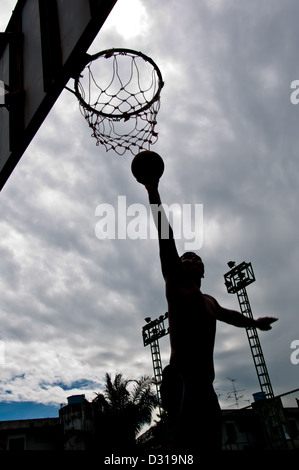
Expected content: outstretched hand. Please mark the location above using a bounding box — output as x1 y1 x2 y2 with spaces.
255 317 278 331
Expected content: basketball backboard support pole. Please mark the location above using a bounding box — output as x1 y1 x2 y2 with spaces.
0 0 118 191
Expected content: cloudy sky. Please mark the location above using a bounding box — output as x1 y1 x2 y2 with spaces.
0 0 299 421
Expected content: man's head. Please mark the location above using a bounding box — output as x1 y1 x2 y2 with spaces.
180 252 205 285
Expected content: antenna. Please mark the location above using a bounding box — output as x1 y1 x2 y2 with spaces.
225 377 249 409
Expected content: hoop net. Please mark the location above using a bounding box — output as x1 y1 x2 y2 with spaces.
74 49 164 156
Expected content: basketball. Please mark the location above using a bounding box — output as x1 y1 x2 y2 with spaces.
131 151 164 184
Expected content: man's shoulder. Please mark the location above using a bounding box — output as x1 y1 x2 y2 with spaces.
202 293 220 319
202 293 217 302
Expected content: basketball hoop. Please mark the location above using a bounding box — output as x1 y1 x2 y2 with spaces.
73 48 164 156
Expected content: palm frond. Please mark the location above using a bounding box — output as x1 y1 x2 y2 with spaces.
93 372 159 442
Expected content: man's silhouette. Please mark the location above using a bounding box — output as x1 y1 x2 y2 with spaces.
137 172 277 454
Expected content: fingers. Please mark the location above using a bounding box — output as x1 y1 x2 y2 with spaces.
256 317 278 331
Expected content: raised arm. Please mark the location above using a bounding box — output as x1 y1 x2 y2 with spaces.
131 151 182 278
145 182 180 279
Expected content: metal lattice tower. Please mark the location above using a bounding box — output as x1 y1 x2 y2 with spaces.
142 313 169 406
224 261 274 399
238 288 275 398
224 261 288 449
149 340 163 402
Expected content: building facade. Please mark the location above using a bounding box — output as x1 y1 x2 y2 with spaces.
0 394 298 451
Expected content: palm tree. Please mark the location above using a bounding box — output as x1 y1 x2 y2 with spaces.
92 372 159 451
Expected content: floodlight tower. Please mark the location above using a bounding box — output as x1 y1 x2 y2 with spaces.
224 261 288 449
224 261 274 399
142 313 169 405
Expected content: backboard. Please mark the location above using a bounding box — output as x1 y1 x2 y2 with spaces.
0 0 118 190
